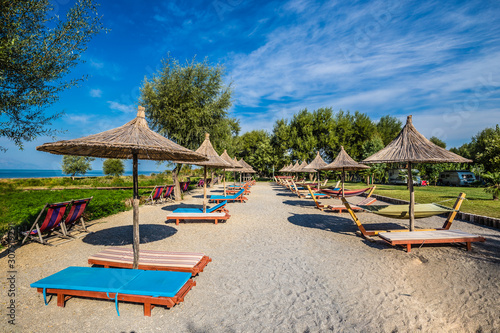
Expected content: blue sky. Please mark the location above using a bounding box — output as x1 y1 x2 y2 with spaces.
2 0 500 171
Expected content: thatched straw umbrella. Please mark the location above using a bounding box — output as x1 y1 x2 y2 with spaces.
37 106 207 268
362 115 472 231
220 149 242 195
304 151 328 189
175 133 232 212
320 146 369 196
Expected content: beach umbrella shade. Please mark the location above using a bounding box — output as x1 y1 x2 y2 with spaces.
175 133 232 212
239 158 257 182
320 146 369 197
304 151 328 189
220 149 242 195
37 106 207 268
362 115 472 231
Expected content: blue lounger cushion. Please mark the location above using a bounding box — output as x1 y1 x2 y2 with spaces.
31 266 191 298
210 189 245 200
173 201 227 214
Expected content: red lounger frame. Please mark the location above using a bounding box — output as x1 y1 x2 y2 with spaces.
35 280 195 317
166 212 231 225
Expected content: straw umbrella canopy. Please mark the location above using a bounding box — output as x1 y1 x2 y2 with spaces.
362 115 472 231
320 146 369 197
37 106 207 268
220 149 242 195
175 133 232 212
304 151 328 189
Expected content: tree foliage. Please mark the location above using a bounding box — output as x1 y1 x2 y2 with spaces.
483 172 500 200
376 115 402 146
103 159 125 177
0 0 105 150
236 130 276 176
61 155 94 179
140 54 238 199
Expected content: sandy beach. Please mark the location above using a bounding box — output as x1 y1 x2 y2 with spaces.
2 182 499 332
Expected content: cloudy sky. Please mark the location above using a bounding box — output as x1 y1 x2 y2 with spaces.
2 0 499 171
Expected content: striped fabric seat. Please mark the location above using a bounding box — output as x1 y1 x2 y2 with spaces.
22 201 71 245
88 247 212 276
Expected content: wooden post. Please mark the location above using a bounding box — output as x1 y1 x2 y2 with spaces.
341 168 345 198
317 171 320 190
203 166 207 213
408 162 415 232
223 169 227 196
132 153 140 269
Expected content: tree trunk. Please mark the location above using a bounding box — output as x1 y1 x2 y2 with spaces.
172 163 183 201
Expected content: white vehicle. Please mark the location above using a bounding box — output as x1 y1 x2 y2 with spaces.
438 171 476 186
388 169 421 185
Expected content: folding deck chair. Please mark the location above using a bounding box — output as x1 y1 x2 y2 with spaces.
293 182 330 199
62 197 93 237
163 185 175 202
22 201 71 245
88 247 212 276
209 188 248 204
146 185 165 205
31 266 195 316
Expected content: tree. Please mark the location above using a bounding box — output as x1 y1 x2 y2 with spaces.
103 159 125 177
271 118 292 169
482 172 500 200
376 115 403 146
429 136 446 148
0 0 105 150
62 156 94 180
288 109 317 161
140 55 237 200
361 135 385 184
237 130 276 176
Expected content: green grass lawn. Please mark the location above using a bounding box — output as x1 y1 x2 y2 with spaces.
325 182 500 218
0 186 152 235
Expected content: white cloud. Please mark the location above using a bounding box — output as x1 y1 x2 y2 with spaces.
107 101 135 113
89 59 104 69
226 0 500 144
89 89 102 98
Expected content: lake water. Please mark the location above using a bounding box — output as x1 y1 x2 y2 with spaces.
0 169 159 179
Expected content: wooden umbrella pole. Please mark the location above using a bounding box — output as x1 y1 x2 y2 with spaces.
341 168 345 198
132 153 140 269
223 168 226 196
203 165 207 213
317 171 320 190
408 162 415 231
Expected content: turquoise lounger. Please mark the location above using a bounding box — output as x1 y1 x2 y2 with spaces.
209 189 248 204
172 200 228 214
31 266 195 316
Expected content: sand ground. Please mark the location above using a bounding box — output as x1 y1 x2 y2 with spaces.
1 182 499 332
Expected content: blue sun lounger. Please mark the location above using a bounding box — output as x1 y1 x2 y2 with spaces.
172 200 228 214
31 266 195 316
209 189 248 204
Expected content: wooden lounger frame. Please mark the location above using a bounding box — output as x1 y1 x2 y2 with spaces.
378 231 485 253
36 279 195 317
341 193 467 238
167 212 231 225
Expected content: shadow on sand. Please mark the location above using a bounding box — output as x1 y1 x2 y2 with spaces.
82 224 177 246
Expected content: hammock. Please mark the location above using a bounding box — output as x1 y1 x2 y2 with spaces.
320 187 371 198
358 203 456 219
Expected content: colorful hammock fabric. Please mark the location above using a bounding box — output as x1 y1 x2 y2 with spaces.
358 203 455 219
320 187 371 198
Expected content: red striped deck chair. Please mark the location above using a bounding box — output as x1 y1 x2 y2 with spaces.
22 201 71 245
63 197 93 237
146 185 165 205
181 181 190 192
196 179 204 187
163 185 175 202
